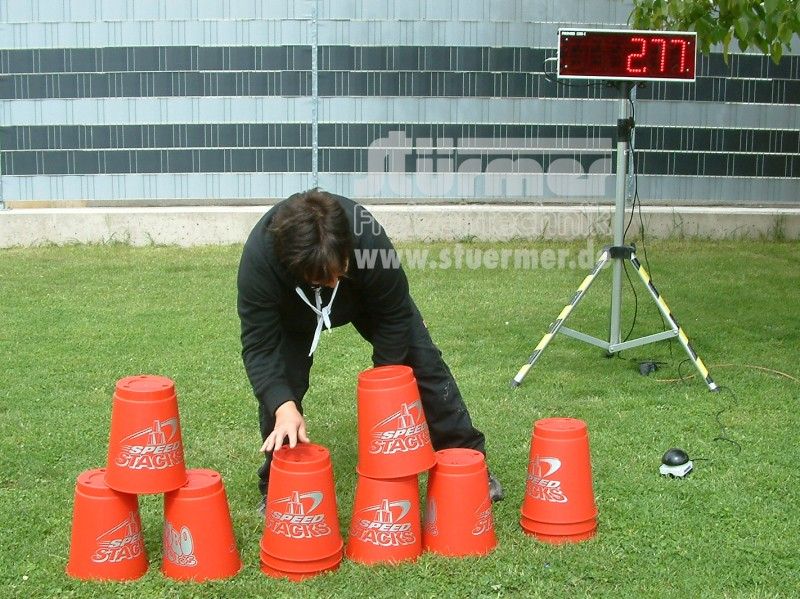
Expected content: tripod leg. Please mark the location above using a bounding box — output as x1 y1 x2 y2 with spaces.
511 251 610 387
629 253 719 392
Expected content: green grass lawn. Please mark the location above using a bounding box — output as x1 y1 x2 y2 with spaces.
1 239 798 598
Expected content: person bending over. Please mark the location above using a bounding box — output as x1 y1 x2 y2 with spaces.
236 189 504 514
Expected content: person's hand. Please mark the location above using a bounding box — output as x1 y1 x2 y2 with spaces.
260 401 309 453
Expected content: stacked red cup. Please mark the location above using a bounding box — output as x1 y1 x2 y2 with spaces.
345 365 435 565
259 443 344 580
422 448 498 556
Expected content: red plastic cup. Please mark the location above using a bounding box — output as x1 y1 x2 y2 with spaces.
423 449 497 557
520 418 598 543
346 474 422 565
105 375 187 494
259 548 342 581
356 367 436 479
260 443 343 579
66 468 148 581
162 469 242 581
357 365 415 390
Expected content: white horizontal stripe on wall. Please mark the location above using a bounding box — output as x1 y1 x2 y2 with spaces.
0 20 312 49
0 0 627 25
0 97 313 125
636 175 800 206
0 0 315 23
316 98 799 129
318 172 800 205
316 21 799 53
1 96 795 131
0 172 314 201
2 172 796 205
317 1 643 27
1 0 796 52
2 20 796 54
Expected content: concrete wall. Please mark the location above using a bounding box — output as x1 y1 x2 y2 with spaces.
2 205 798 248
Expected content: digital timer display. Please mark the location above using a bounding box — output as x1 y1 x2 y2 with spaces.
557 29 697 82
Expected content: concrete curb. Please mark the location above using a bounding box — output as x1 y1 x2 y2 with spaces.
1 205 798 248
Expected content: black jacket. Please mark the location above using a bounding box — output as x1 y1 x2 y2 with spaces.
237 194 413 416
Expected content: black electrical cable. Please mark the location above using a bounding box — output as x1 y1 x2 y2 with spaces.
677 357 691 381
623 86 673 357
628 92 656 285
712 386 743 455
623 90 638 242
622 260 639 342
542 57 610 88
623 90 641 242
676 359 742 457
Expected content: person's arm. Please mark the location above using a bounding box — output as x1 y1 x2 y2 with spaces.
356 206 413 365
237 249 310 450
237 248 296 418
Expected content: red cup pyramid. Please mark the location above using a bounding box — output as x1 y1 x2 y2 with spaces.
66 375 241 581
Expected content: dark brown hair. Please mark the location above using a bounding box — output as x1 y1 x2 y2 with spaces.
268 189 352 284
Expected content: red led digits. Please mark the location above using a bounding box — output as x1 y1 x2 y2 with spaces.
626 37 647 74
558 29 696 82
652 37 667 72
671 38 689 73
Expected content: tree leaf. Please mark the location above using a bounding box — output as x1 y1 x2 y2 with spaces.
764 11 779 39
734 15 748 41
770 41 783 64
704 16 726 43
753 31 769 54
764 0 780 16
722 29 733 60
737 37 749 52
778 20 794 44
626 0 800 61
667 0 681 20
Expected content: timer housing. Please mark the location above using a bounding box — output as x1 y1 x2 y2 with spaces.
557 28 697 82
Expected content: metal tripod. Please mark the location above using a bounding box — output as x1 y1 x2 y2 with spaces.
511 82 717 392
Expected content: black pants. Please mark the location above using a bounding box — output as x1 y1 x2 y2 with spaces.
257 301 486 495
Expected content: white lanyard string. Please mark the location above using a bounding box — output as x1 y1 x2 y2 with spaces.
294 280 340 356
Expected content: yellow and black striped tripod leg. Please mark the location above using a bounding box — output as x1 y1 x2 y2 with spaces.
629 253 718 392
511 250 611 387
